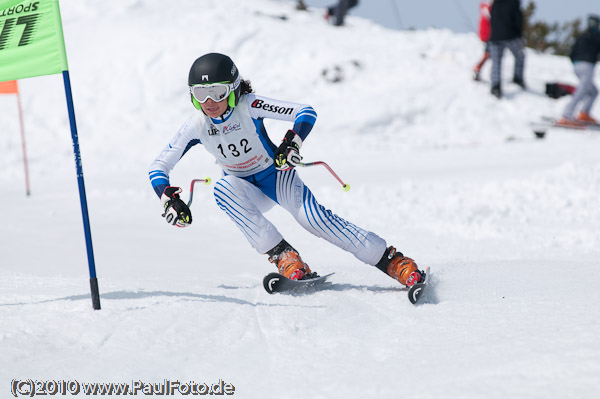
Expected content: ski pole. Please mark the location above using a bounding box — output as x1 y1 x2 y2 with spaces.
187 177 211 207
297 161 351 191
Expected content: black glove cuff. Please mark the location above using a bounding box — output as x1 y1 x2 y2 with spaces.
163 186 181 200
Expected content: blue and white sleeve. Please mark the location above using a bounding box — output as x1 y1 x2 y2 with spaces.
148 116 202 197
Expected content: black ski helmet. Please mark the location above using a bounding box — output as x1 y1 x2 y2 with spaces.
188 53 241 110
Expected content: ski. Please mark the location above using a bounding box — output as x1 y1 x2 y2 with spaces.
532 116 600 138
541 115 600 129
408 267 430 305
263 272 334 294
253 10 288 21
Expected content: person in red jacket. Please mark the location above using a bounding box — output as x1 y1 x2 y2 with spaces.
473 1 493 81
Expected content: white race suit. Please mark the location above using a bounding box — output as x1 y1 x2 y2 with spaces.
149 94 386 266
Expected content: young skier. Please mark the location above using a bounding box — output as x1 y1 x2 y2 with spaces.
148 53 425 287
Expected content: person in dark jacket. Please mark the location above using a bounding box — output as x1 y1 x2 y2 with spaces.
558 15 600 126
325 0 359 26
489 0 525 98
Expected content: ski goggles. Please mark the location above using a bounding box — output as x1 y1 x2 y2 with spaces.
189 76 240 103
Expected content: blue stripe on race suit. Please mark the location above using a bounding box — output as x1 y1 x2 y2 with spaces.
149 170 168 183
296 107 317 124
214 181 261 241
293 107 317 140
303 187 371 250
274 170 363 251
149 170 170 196
295 114 316 124
273 169 359 247
153 183 168 197
214 178 242 201
181 139 200 158
297 107 317 118
303 188 350 244
253 118 277 156
275 169 292 206
293 122 316 140
214 181 259 227
214 201 261 247
243 167 279 203
330 213 371 247
283 170 295 206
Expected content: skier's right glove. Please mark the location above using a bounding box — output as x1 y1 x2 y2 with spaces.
161 187 192 228
274 130 303 171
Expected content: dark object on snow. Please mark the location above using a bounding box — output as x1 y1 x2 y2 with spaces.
545 82 576 99
296 1 307 11
326 0 359 26
321 59 363 83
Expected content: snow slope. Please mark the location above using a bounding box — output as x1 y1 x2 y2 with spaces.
1 0 599 398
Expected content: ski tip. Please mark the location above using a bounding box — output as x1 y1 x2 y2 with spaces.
408 283 426 305
408 267 430 305
263 272 282 294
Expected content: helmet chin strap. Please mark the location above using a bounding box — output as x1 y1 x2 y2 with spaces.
219 107 231 122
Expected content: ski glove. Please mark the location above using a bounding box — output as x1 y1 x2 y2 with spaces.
274 130 303 171
161 187 192 228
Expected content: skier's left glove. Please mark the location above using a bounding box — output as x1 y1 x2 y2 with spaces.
161 186 192 228
274 130 303 171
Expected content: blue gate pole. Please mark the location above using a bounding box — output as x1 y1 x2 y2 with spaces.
62 70 101 310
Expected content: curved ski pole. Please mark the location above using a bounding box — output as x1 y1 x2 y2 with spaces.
297 161 350 191
187 177 212 207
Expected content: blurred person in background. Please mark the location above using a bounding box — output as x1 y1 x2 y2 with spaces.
473 0 493 81
325 0 359 26
296 1 307 11
489 0 525 98
558 14 600 127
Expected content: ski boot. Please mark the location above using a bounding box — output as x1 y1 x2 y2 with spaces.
577 111 599 125
267 240 314 281
491 84 502 99
513 77 526 89
375 246 425 287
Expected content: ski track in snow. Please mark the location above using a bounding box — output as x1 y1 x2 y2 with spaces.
1 0 599 398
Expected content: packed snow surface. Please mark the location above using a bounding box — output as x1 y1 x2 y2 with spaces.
1 1 599 398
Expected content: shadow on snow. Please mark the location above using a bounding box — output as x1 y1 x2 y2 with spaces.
0 290 324 309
